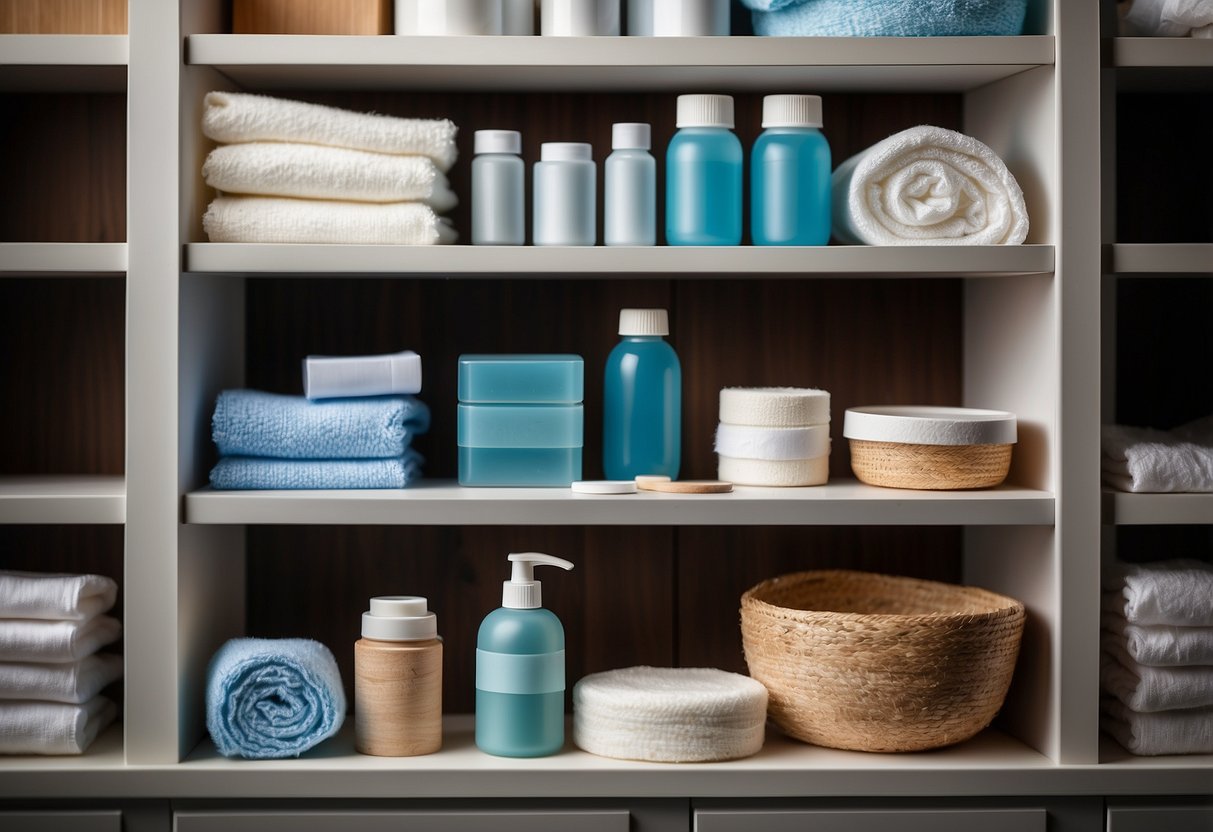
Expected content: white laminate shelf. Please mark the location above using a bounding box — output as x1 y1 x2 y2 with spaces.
184 244 1055 278
1111 244 1213 275
1114 37 1213 68
0 34 128 92
0 476 126 524
187 34 1053 92
0 243 128 276
184 480 1055 526
1102 490 1213 525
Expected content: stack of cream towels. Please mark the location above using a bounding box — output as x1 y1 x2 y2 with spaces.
715 387 831 486
202 91 458 245
1101 416 1213 493
1120 0 1213 37
0 571 122 755
1101 559 1213 755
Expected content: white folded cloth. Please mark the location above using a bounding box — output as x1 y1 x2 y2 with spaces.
202 91 458 173
0 570 117 622
0 654 123 704
1103 611 1213 667
1102 697 1213 756
1101 417 1213 493
1102 559 1213 626
1101 641 1213 712
0 616 122 663
203 142 458 211
831 125 1029 246
0 696 116 755
1123 0 1213 35
203 196 457 245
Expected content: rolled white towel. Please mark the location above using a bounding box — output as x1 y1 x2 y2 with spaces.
1103 611 1213 667
1102 698 1213 756
0 616 122 663
0 696 116 755
0 570 117 622
0 654 123 704
831 125 1028 246
1101 641 1213 712
202 91 458 172
203 143 458 211
203 196 457 245
1101 559 1213 626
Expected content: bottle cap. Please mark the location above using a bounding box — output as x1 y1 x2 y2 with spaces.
612 122 651 150
619 308 669 336
474 129 521 155
361 596 437 641
676 94 734 129
503 552 575 609
762 95 823 129
541 142 592 162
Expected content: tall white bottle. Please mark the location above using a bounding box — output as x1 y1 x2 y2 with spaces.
533 142 596 246
605 123 656 246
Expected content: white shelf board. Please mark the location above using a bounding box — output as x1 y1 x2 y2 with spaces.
0 243 127 275
1114 37 1213 68
185 243 1055 277
1102 490 1213 525
0 723 124 780
1112 244 1213 275
185 479 1054 526
0 476 126 524
0 34 127 92
187 34 1053 92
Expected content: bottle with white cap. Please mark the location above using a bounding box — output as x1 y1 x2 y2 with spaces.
752 94 831 246
605 123 656 246
476 552 575 757
354 596 442 757
472 129 525 245
666 93 743 245
533 142 597 246
603 308 682 479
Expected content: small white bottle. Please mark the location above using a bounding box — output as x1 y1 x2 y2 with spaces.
502 0 535 33
605 123 655 246
541 0 620 35
533 142 596 246
473 130 525 246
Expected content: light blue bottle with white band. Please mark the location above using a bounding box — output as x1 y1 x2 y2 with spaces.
475 552 575 757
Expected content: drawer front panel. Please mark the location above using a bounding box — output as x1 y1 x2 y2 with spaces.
695 808 1046 832
1107 806 1213 832
175 810 631 832
0 811 122 832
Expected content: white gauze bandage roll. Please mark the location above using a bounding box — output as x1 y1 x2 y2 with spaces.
718 455 829 487
715 424 829 461
720 387 830 427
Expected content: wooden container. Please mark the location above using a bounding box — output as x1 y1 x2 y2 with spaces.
0 0 128 34
233 0 392 35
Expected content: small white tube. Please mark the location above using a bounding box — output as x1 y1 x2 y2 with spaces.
304 350 423 400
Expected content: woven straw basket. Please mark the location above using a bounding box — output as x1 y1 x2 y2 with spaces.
741 570 1025 753
849 439 1012 490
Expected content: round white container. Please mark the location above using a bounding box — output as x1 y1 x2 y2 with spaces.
533 142 596 246
396 0 503 35
541 0 620 35
627 0 652 34
843 406 1018 446
651 0 729 35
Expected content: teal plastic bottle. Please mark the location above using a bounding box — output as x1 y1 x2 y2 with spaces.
475 552 575 757
666 94 743 246
603 308 681 480
752 95 831 246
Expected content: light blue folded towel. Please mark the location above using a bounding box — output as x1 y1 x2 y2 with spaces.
205 637 345 759
743 0 1028 36
210 449 424 490
212 389 430 460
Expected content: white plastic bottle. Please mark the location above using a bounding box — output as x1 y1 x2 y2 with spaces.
472 130 525 246
533 142 596 246
605 123 656 246
541 0 620 35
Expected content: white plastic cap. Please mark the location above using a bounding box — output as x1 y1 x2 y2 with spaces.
762 95 823 128
619 308 669 336
361 596 437 641
541 142 592 162
612 123 651 150
474 129 522 155
676 94 734 129
503 552 575 609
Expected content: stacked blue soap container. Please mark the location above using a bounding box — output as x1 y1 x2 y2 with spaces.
457 355 584 486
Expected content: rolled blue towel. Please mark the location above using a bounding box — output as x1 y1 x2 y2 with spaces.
206 637 345 759
212 389 430 459
743 0 1028 36
210 449 424 490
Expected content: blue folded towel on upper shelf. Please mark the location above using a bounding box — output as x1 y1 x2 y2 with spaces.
210 450 424 490
205 637 345 759
741 0 1028 37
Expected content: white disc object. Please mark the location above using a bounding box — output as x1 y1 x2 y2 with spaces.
571 480 638 494
843 406 1017 446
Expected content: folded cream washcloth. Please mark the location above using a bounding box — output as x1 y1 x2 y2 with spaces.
1102 611 1213 667
831 125 1029 246
0 696 116 755
0 571 117 622
1101 641 1213 712
1102 698 1213 756
1102 559 1213 626
203 143 458 211
202 91 458 173
0 616 122 663
1123 0 1213 35
203 196 457 245
1101 417 1213 493
0 654 123 704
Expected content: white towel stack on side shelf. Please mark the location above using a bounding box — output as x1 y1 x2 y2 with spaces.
715 387 831 486
0 571 122 755
1100 559 1213 755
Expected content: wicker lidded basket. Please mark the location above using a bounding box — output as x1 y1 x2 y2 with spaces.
844 406 1017 490
741 570 1025 753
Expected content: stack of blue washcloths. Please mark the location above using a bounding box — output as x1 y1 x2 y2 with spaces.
209 390 430 489
740 0 1028 37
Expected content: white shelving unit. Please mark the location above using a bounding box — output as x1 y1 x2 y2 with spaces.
0 242 128 275
1111 243 1213 274
0 476 125 524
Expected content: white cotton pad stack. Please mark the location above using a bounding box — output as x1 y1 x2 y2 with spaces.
573 666 769 763
715 387 831 486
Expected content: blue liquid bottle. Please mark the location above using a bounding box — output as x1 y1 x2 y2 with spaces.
752 95 831 246
666 94 743 246
603 308 681 480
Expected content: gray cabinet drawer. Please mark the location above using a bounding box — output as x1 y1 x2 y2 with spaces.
1107 806 1213 832
0 811 122 832
175 810 630 832
695 808 1046 832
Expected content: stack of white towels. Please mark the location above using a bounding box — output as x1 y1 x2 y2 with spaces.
201 91 458 245
0 571 122 755
1101 559 1213 755
715 387 831 487
1120 0 1213 37
1102 416 1213 493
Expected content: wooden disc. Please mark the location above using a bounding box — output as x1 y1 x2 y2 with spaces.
635 475 673 490
645 480 733 494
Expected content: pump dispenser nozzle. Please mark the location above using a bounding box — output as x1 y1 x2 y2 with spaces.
503 552 574 609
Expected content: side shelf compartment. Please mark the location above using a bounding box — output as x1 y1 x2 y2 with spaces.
695 808 1046 832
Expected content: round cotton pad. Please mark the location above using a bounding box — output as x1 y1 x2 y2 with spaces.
719 387 830 427
571 480 638 494
718 455 829 487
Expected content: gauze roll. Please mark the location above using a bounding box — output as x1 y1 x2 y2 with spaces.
714 424 830 461
719 387 830 427
718 455 829 487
